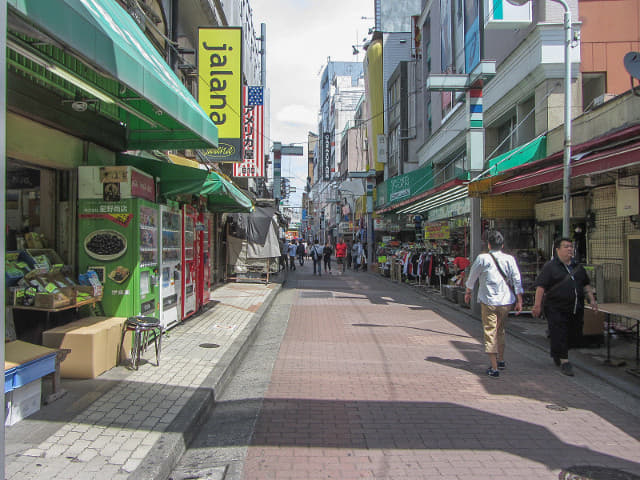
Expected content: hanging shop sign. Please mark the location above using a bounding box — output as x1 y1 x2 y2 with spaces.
198 27 243 162
427 197 470 222
424 222 450 240
234 86 265 177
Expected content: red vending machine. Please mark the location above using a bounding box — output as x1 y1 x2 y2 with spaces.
181 205 198 320
197 212 213 308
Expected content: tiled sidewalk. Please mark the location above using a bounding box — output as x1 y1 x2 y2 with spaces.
5 281 281 480
242 270 640 480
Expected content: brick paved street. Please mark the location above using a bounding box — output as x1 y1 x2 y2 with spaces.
242 266 640 480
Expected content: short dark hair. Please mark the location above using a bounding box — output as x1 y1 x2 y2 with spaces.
554 237 573 250
487 230 504 249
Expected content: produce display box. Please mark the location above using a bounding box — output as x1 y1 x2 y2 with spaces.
5 379 42 426
4 341 58 390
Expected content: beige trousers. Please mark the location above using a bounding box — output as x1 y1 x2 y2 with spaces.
481 303 512 354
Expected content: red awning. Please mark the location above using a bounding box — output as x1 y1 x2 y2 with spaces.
491 140 640 194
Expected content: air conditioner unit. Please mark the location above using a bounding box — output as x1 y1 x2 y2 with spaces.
592 93 615 107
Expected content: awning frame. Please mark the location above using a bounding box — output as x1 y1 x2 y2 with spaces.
7 0 218 151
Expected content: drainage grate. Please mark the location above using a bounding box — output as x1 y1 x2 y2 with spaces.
559 466 640 480
546 404 569 411
199 343 220 349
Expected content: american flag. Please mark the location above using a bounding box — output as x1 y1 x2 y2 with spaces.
234 86 264 177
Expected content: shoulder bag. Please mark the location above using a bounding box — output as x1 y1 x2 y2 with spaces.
488 252 517 298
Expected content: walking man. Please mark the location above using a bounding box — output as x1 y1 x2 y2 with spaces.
288 240 298 271
351 239 363 272
323 241 333 274
335 237 347 274
532 237 597 376
310 239 324 276
465 231 523 378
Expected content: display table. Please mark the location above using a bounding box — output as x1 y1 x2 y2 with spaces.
589 303 640 375
13 295 102 331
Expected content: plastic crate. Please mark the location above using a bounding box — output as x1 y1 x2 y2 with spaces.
5 368 16 394
13 354 56 389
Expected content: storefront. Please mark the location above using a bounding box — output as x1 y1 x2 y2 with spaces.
5 0 221 352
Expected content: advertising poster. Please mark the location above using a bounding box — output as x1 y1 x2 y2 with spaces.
198 27 243 162
424 222 451 240
234 86 265 177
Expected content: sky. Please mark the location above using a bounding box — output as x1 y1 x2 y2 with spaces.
250 0 374 206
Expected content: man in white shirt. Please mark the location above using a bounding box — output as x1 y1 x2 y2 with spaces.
464 231 523 378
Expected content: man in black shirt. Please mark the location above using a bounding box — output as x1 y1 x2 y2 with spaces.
532 237 597 376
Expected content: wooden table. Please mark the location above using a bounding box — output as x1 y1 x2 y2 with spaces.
590 303 640 375
13 297 102 331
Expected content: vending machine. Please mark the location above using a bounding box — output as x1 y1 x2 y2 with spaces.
159 202 182 330
77 166 159 318
181 204 198 320
197 212 213 308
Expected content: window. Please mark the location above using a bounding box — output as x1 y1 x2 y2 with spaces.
388 78 401 126
583 72 607 111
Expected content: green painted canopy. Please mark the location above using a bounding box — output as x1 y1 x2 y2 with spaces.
116 154 253 213
486 136 547 175
201 173 255 213
8 0 218 150
116 154 208 198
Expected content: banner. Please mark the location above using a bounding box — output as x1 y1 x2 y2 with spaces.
198 27 243 162
234 86 265 177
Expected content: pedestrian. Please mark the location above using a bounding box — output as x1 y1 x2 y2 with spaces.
279 238 288 272
335 237 347 273
296 241 305 266
288 239 298 271
310 239 324 276
464 231 523 378
351 239 362 272
346 240 353 270
323 241 333 274
532 237 597 376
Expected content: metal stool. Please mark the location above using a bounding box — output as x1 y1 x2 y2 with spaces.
122 316 162 370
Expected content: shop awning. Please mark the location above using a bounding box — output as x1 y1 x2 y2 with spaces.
200 172 255 213
486 136 547 175
376 178 465 214
117 154 208 197
396 182 468 214
8 0 218 150
491 140 640 194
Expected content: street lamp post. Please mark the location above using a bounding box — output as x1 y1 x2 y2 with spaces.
507 0 573 237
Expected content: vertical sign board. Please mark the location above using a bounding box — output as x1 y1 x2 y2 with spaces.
322 132 331 181
234 86 264 177
273 142 282 200
464 0 481 72
198 27 243 162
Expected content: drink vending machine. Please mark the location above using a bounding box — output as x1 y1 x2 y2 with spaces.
77 166 159 318
159 203 182 330
181 204 198 320
197 212 213 308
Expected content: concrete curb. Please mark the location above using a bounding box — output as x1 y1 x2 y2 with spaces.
132 280 283 480
375 273 640 401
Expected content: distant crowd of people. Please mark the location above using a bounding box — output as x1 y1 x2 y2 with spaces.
278 237 368 276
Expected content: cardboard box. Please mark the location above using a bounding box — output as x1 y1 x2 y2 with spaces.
42 317 129 379
34 287 74 308
5 379 42 426
583 308 605 336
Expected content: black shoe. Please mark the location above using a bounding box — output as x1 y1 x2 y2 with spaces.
553 356 561 366
497 361 506 370
486 367 500 378
560 362 574 376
